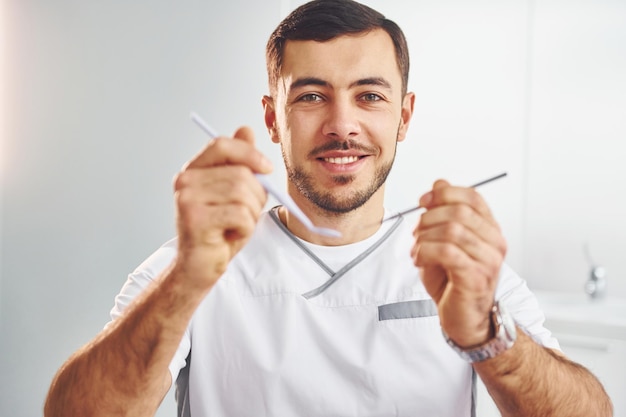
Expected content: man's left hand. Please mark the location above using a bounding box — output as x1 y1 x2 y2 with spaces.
411 179 507 348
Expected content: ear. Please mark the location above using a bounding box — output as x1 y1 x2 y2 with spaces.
396 92 415 143
262 95 280 144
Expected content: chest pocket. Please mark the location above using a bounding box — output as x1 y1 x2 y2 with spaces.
378 299 438 320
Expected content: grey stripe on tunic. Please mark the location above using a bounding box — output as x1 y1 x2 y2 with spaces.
471 368 477 417
378 299 438 320
268 207 404 299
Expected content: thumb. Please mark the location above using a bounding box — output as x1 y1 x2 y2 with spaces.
419 179 450 207
233 126 256 146
420 265 447 304
232 125 273 175
432 179 450 190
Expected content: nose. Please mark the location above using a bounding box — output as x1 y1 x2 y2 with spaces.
321 97 361 140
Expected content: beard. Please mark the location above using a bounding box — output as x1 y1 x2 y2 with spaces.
283 141 397 214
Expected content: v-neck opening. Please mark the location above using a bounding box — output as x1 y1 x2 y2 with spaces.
268 206 404 299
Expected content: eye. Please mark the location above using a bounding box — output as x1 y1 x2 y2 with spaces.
297 93 324 103
360 93 383 102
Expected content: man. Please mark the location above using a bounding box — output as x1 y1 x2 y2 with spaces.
44 1 612 416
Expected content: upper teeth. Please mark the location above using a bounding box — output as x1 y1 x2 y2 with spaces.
324 156 359 164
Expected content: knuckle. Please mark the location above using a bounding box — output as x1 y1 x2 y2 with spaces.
443 222 464 241
228 165 251 182
227 168 256 195
228 177 248 197
217 205 255 229
208 137 228 153
497 237 508 256
413 245 425 266
450 204 462 218
175 187 192 205
468 189 483 208
438 242 460 263
173 170 191 190
432 187 447 204
227 204 249 220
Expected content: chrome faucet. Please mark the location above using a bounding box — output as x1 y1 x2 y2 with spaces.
584 265 607 300
584 243 607 300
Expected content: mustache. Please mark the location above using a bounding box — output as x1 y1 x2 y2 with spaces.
308 139 377 158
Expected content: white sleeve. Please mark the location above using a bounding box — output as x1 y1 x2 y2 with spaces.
495 263 561 351
106 237 191 383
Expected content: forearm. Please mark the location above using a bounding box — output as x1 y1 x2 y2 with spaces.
44 262 211 417
476 330 613 417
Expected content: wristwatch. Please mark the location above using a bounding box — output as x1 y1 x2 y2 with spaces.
443 300 517 363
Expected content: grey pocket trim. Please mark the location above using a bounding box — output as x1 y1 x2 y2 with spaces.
378 299 438 321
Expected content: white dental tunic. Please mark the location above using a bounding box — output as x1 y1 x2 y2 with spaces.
109 208 559 417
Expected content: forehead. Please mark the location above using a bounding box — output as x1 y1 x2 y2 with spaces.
280 29 402 92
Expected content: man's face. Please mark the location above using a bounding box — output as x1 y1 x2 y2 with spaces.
264 29 414 214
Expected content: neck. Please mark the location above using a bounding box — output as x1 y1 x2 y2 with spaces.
278 187 386 246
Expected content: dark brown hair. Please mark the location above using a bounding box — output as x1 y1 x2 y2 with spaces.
266 0 410 96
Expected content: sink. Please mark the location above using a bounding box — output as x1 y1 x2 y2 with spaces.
533 290 626 340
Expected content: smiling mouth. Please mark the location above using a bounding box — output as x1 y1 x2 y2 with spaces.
321 156 362 164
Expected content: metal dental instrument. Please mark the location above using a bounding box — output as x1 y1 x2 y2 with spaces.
190 112 342 238
381 172 508 223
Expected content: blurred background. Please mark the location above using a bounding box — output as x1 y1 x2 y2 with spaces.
1 0 625 416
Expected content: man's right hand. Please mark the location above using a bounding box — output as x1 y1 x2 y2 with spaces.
173 126 273 290
43 129 271 417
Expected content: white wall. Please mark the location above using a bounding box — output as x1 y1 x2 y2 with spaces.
1 1 624 416
523 0 626 296
0 1 284 415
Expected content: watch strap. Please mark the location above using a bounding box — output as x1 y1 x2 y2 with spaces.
442 300 517 363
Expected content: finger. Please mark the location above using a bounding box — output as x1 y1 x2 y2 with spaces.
416 264 448 303
177 203 259 249
175 186 263 251
413 241 501 295
175 166 268 221
232 126 255 145
419 180 495 225
202 204 259 243
413 205 506 282
184 130 273 174
415 204 506 255
416 218 490 261
413 238 498 342
414 224 504 280
176 184 266 228
176 166 267 206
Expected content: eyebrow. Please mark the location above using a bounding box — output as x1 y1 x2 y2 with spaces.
351 77 392 90
288 76 392 93
289 77 329 91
